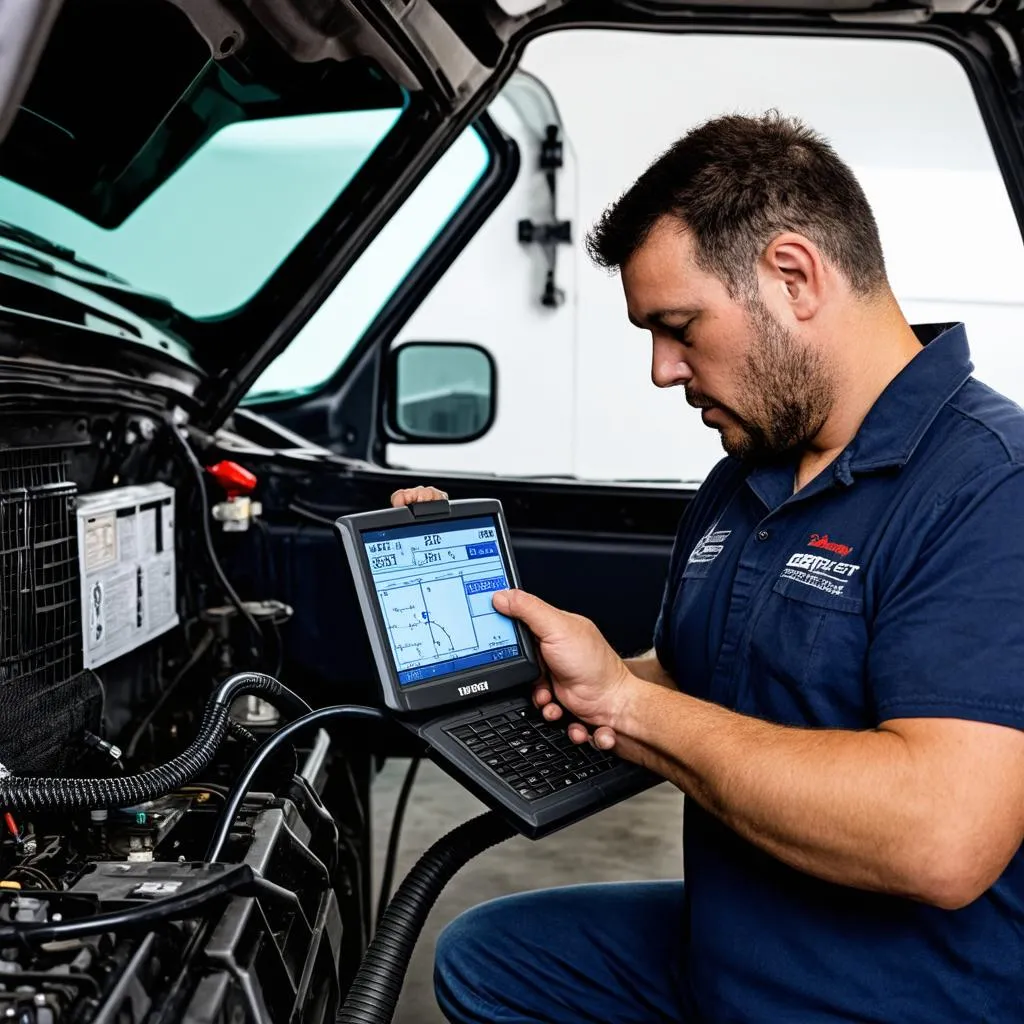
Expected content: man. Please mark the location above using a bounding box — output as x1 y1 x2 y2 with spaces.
397 112 1024 1022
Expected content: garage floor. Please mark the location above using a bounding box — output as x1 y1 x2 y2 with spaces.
370 758 684 1023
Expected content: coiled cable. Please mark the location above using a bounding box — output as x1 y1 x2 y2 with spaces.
0 673 311 812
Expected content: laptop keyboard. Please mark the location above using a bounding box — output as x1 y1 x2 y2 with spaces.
445 704 616 802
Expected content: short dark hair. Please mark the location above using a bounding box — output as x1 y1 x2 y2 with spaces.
585 111 886 298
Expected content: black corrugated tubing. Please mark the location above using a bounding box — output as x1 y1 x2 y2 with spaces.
0 672 308 811
336 810 515 1024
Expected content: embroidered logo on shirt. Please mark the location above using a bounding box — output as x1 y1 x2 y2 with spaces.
688 523 731 565
782 552 862 597
807 533 854 557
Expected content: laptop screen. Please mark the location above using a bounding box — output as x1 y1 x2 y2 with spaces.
361 513 522 686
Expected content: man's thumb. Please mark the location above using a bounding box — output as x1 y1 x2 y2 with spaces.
492 588 564 640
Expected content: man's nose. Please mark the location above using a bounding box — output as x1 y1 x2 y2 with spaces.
651 340 693 389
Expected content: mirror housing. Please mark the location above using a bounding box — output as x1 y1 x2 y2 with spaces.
385 342 496 444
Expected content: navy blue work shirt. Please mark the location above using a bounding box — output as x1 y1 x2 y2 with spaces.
655 324 1024 1022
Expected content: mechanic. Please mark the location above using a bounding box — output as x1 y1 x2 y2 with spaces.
405 112 1024 1022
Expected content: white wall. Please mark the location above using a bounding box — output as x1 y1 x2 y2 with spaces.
380 30 1024 482
385 93 578 477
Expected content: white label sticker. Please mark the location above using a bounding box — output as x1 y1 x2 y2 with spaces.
84 513 117 572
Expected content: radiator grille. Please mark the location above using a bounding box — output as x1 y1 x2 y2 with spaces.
0 448 82 688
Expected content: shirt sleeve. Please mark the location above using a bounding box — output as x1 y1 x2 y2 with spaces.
870 465 1024 729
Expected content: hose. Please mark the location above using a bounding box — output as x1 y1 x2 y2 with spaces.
206 704 387 862
336 810 515 1024
0 673 311 812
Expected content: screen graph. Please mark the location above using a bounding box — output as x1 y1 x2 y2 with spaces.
362 515 521 684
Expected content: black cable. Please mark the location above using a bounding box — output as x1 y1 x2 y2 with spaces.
227 719 259 750
169 424 264 649
0 865 298 945
288 502 337 528
336 811 515 1024
205 704 386 862
0 673 311 812
4 865 56 890
376 756 421 928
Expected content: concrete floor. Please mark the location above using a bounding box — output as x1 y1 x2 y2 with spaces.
370 758 684 1024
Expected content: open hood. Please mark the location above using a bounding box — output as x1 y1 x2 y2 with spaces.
3 0 1024 429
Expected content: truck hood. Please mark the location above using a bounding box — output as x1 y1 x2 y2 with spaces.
2 0 1022 427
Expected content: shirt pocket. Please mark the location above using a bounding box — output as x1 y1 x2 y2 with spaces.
743 577 871 727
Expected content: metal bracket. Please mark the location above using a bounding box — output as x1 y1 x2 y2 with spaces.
517 219 571 246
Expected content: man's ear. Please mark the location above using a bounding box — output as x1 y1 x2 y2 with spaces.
759 233 826 322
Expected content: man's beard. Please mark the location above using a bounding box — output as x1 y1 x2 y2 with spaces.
688 300 836 462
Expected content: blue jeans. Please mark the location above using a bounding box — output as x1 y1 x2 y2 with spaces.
434 881 693 1023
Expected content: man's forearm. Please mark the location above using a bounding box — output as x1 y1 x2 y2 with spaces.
610 679 954 903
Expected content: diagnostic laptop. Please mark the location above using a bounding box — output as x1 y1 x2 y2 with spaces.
334 497 657 838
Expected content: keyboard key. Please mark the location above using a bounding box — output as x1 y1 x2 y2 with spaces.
517 743 545 757
516 783 553 801
551 773 581 789
451 726 476 740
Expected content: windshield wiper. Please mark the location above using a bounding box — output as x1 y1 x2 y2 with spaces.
0 220 128 283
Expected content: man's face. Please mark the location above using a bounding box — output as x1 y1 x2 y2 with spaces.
621 217 835 461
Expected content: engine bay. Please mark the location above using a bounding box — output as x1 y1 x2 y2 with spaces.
0 404 379 1024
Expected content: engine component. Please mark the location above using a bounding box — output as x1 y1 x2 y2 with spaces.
208 458 262 533
0 734 342 1024
76 482 178 669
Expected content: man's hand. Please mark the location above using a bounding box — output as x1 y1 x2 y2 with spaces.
391 485 448 507
492 589 636 751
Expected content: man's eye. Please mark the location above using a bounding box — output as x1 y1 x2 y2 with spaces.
669 325 692 344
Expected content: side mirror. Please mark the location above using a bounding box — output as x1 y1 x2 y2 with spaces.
385 342 496 444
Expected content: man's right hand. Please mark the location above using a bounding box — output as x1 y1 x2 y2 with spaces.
390 485 448 508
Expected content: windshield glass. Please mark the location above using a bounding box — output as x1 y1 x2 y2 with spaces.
245 124 491 401
0 107 402 319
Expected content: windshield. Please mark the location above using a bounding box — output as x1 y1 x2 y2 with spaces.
0 107 402 318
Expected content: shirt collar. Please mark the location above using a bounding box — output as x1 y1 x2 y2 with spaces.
745 323 972 511
842 322 973 477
